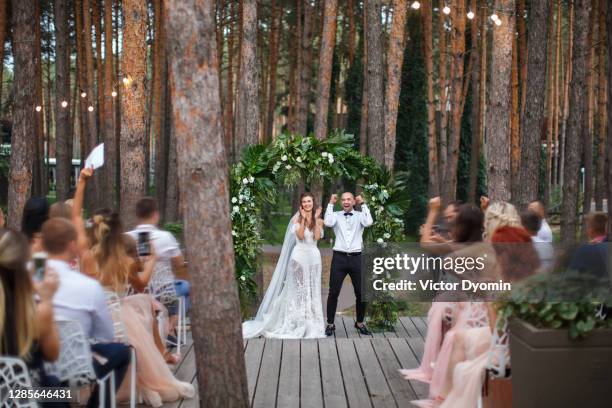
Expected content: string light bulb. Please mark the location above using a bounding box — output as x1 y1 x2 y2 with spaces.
61 100 68 108
490 13 499 21
87 106 94 112
467 11 475 19
111 91 117 97
122 77 130 85
442 6 451 15
495 18 502 26
411 1 421 9
35 106 42 112
80 92 87 98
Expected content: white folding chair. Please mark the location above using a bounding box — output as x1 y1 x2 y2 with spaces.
0 356 37 407
44 319 116 408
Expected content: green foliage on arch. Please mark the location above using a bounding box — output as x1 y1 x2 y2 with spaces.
230 131 408 329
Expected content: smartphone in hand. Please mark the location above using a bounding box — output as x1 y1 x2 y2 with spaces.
33 253 47 282
137 231 151 257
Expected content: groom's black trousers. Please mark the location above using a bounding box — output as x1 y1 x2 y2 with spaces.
327 251 366 324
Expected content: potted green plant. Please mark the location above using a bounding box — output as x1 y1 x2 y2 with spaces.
497 272 612 408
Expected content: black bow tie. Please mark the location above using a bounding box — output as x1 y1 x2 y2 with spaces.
344 212 353 216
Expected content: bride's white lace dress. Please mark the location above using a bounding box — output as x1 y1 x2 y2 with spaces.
243 222 326 339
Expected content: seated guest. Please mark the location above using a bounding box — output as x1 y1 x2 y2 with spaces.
527 200 553 243
41 218 131 408
569 212 609 280
521 210 554 270
21 197 50 254
127 198 191 330
0 229 62 397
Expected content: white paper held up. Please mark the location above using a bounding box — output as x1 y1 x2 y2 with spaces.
84 143 104 170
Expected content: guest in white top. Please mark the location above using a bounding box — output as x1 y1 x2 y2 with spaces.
527 200 553 243
41 218 131 408
520 210 554 270
323 192 373 336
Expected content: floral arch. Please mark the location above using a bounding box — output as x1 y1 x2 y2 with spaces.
230 132 408 328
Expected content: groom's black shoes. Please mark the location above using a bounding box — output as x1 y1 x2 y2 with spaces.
355 322 372 336
325 324 336 337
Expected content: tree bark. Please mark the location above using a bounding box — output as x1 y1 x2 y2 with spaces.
120 0 148 228
8 0 37 229
559 0 573 189
54 0 73 202
235 0 259 155
33 1 45 198
442 0 466 203
164 70 179 222
225 0 236 159
164 1 250 405
583 0 597 221
467 0 486 204
517 0 527 117
561 0 591 244
83 0 98 155
103 0 116 208
360 6 368 156
365 0 385 165
486 0 515 202
422 0 438 196
296 0 315 137
518 0 549 206
438 5 449 187
510 35 520 200
93 0 104 132
594 0 607 210
265 0 282 143
0 0 6 113
313 0 338 142
607 0 612 240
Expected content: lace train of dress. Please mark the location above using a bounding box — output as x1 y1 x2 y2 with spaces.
243 226 325 339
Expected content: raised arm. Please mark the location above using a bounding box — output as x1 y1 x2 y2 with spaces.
72 168 93 254
324 194 338 227
355 195 373 227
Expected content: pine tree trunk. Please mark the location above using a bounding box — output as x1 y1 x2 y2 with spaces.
552 0 562 189
235 0 260 155
0 0 6 112
54 0 73 202
423 0 438 197
8 0 37 229
296 0 314 137
152 0 168 217
313 0 338 141
75 0 88 162
517 0 527 117
120 0 148 228
382 0 407 171
164 73 179 222
559 1 573 189
486 0 515 202
365 0 385 165
510 36 520 200
583 1 597 221
347 0 356 65
103 0 116 208
265 0 282 143
543 0 555 204
33 2 45 198
225 0 235 159
438 6 449 188
561 0 591 244
607 0 612 240
83 0 99 177
442 0 466 203
93 1 104 132
467 0 485 204
164 1 250 405
594 0 607 210
360 6 368 156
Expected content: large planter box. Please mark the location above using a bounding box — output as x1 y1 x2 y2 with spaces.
509 319 612 408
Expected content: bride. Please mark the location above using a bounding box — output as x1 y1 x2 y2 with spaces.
243 192 326 339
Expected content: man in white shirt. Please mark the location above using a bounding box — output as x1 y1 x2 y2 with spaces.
527 200 553 243
127 197 190 331
521 210 554 270
324 192 373 336
42 218 130 408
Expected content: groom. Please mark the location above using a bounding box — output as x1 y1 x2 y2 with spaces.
324 192 373 336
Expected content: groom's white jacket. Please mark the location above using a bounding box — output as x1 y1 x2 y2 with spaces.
324 204 373 253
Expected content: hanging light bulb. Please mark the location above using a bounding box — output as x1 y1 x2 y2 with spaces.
122 77 130 85
35 105 42 112
61 100 68 108
87 106 94 112
411 1 421 10
442 6 451 15
490 13 499 21
495 18 502 26
111 91 118 97
80 92 87 98
467 11 475 19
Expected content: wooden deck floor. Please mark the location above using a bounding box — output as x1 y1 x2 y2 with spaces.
164 315 428 408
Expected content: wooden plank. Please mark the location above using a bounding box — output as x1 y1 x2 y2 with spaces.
253 339 282 408
399 316 421 339
334 315 348 338
318 339 348 408
383 330 398 338
353 340 395 408
371 331 384 339
343 316 360 338
336 339 372 408
277 340 300 408
300 340 323 408
165 343 197 408
178 374 199 408
388 338 429 400
406 337 425 364
244 338 265 404
371 338 417 405
412 317 428 339
392 318 410 338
